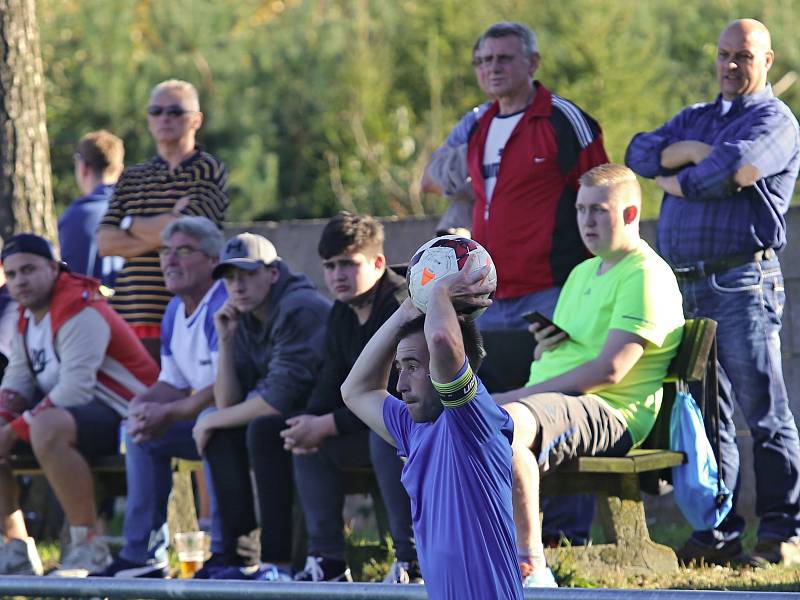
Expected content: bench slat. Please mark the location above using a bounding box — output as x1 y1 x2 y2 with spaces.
557 450 685 474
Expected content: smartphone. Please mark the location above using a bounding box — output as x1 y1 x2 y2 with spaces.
522 311 569 338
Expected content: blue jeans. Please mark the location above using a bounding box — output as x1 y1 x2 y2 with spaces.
121 419 222 564
476 286 562 329
476 285 594 543
681 258 800 544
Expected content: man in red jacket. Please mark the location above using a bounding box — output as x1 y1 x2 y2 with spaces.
468 21 608 329
0 234 158 577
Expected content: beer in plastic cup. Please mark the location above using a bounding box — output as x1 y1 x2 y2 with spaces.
174 531 209 578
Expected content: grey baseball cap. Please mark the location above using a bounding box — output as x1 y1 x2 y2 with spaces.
212 232 281 279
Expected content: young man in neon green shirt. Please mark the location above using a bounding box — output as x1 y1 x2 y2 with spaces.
494 163 685 586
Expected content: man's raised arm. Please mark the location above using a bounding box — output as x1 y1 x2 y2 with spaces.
341 300 419 445
424 257 492 385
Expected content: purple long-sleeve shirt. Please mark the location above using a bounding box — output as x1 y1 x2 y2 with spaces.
625 85 800 264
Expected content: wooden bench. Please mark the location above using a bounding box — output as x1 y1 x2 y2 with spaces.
11 451 390 572
479 317 719 576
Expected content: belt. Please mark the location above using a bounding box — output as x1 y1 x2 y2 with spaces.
672 248 776 280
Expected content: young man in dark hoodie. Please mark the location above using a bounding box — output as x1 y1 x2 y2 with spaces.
280 213 419 583
191 232 330 579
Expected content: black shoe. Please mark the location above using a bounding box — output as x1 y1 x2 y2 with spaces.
192 553 231 579
94 556 169 578
677 537 748 566
293 556 352 582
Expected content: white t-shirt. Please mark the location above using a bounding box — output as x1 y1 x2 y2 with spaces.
24 311 60 394
481 111 525 205
159 281 227 391
0 297 18 359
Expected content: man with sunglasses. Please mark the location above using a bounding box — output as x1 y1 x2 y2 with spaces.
96 216 227 578
97 79 229 361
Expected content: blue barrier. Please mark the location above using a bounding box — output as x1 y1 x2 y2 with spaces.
0 578 797 600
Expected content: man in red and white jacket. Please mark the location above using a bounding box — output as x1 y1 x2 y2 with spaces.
0 234 158 577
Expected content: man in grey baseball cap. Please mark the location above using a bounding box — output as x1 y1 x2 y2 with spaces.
211 233 281 279
193 231 331 578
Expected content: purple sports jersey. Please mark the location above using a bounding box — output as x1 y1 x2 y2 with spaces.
383 361 523 599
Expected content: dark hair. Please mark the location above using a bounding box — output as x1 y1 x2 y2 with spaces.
398 315 486 372
75 130 124 179
318 212 384 260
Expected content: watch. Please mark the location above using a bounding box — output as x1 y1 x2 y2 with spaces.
120 216 133 232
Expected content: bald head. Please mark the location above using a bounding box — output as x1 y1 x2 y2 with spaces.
721 19 771 50
717 19 774 100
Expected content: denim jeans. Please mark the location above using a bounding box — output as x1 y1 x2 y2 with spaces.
293 430 416 562
476 286 562 329
681 258 800 544
476 284 594 543
121 419 222 564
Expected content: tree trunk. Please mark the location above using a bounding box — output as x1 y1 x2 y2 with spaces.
0 0 57 244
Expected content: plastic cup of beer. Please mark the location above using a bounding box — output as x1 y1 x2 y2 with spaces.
174 531 209 578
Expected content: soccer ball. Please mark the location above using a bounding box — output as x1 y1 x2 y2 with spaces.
406 235 497 320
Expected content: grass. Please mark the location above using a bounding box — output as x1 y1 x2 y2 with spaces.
32 519 800 591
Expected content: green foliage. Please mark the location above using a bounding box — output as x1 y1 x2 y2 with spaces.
38 0 800 222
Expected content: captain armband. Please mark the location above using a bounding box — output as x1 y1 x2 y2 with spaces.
432 362 478 408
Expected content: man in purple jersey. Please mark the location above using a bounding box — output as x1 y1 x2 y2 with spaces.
342 256 524 599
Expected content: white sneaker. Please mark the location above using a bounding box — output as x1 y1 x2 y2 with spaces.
50 526 112 577
521 564 558 588
383 560 424 584
0 537 43 575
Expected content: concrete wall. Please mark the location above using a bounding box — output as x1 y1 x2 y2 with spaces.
229 206 800 521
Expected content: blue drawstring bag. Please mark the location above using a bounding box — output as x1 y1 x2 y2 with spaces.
669 390 732 530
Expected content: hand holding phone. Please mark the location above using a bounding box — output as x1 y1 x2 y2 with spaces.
523 311 569 359
522 311 569 338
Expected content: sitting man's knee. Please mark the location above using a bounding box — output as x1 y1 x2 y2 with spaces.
504 401 539 450
29 408 75 455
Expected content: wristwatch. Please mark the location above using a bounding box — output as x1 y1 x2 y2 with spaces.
120 215 133 232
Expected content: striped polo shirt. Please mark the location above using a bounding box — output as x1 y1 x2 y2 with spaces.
100 148 228 329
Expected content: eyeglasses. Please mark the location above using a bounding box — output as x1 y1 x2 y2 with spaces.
147 105 192 118
472 53 517 67
158 245 204 259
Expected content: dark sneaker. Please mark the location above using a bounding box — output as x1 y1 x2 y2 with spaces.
677 537 748 566
253 563 292 581
192 553 230 579
293 556 352 582
204 564 261 580
383 559 424 584
94 556 169 578
749 539 800 568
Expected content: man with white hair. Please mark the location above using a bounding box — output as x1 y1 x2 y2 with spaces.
98 79 229 360
97 216 227 578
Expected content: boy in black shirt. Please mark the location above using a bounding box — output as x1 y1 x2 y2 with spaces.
281 213 419 583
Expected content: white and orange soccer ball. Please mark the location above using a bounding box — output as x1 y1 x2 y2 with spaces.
406 235 497 320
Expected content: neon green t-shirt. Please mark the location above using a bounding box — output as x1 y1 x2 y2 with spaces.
527 240 684 445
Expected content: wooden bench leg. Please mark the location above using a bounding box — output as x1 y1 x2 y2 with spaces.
543 473 678 576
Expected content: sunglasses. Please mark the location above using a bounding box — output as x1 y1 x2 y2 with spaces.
147 105 192 118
